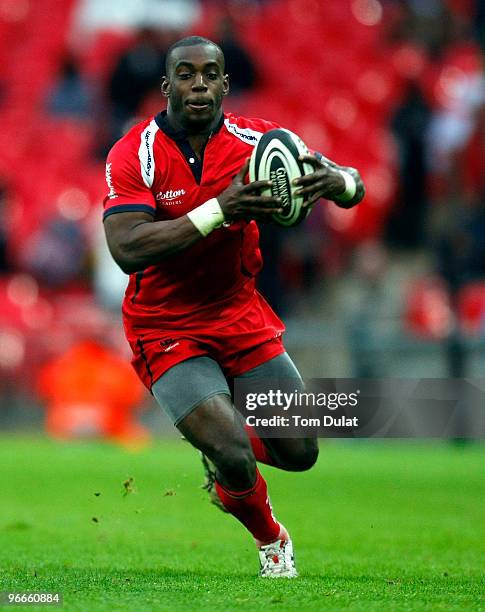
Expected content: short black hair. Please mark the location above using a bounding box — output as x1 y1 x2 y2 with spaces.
165 36 224 74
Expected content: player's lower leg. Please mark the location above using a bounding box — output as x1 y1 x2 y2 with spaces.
215 468 298 578
201 453 298 577
215 468 279 543
200 453 228 512
201 426 276 508
177 395 297 576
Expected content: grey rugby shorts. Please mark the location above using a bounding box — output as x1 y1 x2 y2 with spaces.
152 352 303 426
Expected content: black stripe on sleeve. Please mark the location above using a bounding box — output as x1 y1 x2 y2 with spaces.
103 204 156 220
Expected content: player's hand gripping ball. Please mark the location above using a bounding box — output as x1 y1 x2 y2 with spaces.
249 128 314 227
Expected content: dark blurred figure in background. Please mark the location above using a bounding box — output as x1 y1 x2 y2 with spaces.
215 16 257 95
386 0 454 57
21 218 90 289
344 241 389 378
473 0 485 50
0 180 13 275
388 80 431 248
107 28 169 146
435 102 485 295
431 101 485 378
46 54 96 119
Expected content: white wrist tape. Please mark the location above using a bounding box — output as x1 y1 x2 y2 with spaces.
336 170 357 202
187 198 225 237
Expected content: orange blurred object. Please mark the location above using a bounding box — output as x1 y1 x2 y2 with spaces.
37 340 149 445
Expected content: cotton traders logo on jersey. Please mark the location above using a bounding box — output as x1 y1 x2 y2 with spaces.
156 188 186 206
105 162 117 199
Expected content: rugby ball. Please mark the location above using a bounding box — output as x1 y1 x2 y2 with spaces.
249 128 314 227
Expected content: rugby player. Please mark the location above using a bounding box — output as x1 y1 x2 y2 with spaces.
103 36 365 578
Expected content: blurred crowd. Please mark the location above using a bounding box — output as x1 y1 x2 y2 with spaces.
0 0 484 438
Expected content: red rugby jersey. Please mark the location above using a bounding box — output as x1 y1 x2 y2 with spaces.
103 110 280 338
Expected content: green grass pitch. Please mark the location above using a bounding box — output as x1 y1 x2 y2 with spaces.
1 437 484 610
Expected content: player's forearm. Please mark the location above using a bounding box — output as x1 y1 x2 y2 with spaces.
108 216 204 274
319 154 365 208
334 166 365 208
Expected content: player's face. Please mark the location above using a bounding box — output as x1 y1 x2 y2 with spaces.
163 44 229 131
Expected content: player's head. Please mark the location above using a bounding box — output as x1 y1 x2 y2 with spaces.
162 36 229 131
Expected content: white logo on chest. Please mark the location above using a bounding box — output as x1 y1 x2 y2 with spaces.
156 188 186 205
